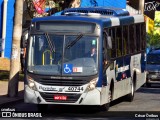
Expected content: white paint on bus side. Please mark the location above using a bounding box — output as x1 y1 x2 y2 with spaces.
110 17 120 26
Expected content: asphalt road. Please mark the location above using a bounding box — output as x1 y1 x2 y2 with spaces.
1 84 160 120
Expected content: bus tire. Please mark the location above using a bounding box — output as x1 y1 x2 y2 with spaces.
37 104 48 112
126 78 135 102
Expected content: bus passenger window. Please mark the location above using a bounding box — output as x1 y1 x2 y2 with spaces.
136 24 141 51
123 26 129 55
141 23 146 50
129 25 135 53
108 28 116 58
102 31 110 65
116 27 122 57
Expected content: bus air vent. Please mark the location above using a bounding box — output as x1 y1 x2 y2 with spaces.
39 78 88 86
62 7 129 16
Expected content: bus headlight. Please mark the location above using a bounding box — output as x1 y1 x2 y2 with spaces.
27 76 37 91
87 77 98 91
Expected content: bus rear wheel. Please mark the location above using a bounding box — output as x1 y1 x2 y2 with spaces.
126 79 135 102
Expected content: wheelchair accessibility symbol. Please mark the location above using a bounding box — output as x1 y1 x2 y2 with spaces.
63 64 73 74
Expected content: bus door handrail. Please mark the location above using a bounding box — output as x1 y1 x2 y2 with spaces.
42 49 53 65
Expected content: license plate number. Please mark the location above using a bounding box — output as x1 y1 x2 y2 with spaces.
66 87 84 92
54 95 67 100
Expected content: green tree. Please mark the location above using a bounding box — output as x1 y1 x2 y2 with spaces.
25 0 66 18
147 32 160 48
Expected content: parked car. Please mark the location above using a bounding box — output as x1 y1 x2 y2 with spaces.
146 49 160 87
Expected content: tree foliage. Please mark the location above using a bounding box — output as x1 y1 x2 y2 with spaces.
25 0 72 18
147 31 160 48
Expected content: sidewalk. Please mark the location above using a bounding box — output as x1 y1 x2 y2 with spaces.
0 81 24 106
0 58 24 106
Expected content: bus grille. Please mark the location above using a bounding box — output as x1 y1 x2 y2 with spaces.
39 79 87 86
40 92 81 103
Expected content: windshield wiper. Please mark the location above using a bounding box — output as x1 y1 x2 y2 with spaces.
45 33 55 53
65 33 83 49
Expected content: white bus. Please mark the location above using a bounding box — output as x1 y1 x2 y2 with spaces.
24 7 146 111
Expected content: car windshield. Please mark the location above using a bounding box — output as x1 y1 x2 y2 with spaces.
147 54 160 64
27 34 98 76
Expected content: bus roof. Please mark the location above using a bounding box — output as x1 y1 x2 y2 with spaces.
32 7 144 28
61 7 130 16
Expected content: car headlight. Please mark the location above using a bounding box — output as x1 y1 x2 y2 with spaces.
27 75 37 91
87 77 98 91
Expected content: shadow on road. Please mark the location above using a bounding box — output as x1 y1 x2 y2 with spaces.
41 104 138 119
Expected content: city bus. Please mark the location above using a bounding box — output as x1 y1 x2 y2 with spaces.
24 7 146 111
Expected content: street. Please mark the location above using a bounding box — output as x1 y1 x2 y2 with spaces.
1 84 160 119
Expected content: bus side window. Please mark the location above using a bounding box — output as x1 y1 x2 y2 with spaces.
141 23 146 50
123 26 129 55
129 25 135 53
116 27 122 57
135 24 141 51
103 30 113 64
108 28 116 58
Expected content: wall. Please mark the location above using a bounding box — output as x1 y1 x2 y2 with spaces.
0 0 15 58
81 0 126 8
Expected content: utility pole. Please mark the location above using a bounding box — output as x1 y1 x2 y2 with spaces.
8 0 23 97
139 0 145 14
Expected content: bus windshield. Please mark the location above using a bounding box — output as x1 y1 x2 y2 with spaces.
28 34 98 76
147 54 160 64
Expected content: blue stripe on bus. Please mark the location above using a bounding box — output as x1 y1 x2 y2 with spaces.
103 19 112 28
97 32 103 87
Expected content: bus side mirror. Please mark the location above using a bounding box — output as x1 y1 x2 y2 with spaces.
107 36 112 49
22 30 28 48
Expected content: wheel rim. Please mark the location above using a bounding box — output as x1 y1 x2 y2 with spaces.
131 80 134 96
108 89 111 102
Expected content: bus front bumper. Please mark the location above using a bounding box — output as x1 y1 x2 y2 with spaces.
24 85 102 105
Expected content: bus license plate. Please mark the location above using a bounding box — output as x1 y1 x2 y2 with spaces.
54 95 67 100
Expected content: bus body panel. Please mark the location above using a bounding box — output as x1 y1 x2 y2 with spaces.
104 53 146 100
113 78 131 100
130 53 146 90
